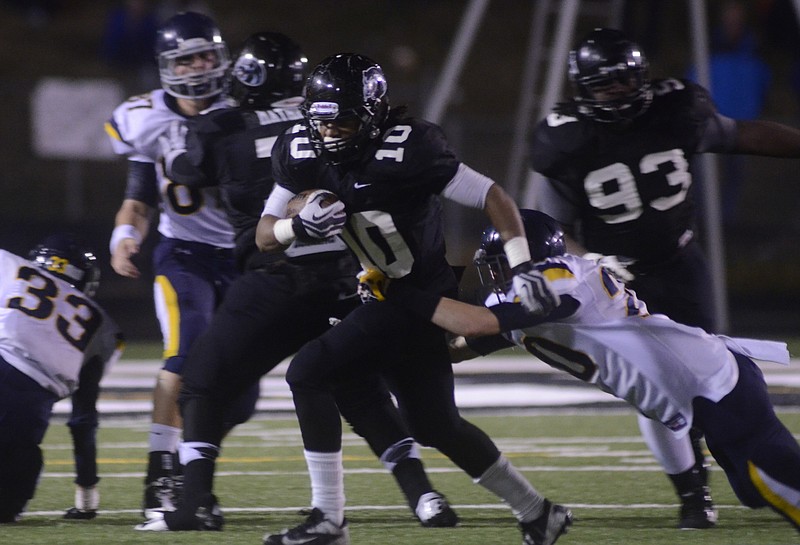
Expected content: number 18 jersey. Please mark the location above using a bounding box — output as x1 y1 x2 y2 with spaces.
105 89 234 248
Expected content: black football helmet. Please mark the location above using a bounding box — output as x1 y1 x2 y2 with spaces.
228 32 307 109
568 28 652 123
473 210 565 295
302 53 389 165
155 11 230 99
28 233 100 297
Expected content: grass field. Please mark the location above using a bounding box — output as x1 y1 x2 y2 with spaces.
5 410 799 545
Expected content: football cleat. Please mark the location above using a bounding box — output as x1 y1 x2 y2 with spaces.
134 494 223 531
519 499 573 545
64 507 97 520
263 507 349 545
415 491 459 527
64 484 99 520
142 475 182 515
678 485 717 529
135 510 169 531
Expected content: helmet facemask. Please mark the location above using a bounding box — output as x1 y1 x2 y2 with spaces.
473 246 513 302
569 29 652 124
473 210 566 302
302 55 388 165
158 40 230 100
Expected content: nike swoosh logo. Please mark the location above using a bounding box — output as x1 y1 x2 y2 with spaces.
354 182 371 189
311 209 343 221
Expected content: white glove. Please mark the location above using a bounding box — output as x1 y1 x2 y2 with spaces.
511 262 561 315
292 190 346 240
583 252 636 283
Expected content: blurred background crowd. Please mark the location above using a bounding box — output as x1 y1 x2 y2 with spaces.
2 0 799 340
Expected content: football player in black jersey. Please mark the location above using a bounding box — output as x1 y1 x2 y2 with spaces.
137 33 458 532
529 27 800 529
256 53 569 545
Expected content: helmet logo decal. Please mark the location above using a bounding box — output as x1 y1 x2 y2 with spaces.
362 66 387 102
309 101 339 118
233 54 267 88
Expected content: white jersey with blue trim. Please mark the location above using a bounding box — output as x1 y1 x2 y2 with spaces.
492 254 743 436
0 250 123 398
105 89 234 248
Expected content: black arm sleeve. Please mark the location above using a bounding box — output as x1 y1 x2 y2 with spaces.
169 152 212 187
464 333 516 356
488 296 580 332
124 160 159 206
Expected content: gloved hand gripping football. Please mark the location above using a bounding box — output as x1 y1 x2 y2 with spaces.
292 190 347 241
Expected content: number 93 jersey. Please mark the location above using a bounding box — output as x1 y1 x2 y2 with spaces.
104 89 234 248
272 116 461 294
530 79 719 264
0 250 123 399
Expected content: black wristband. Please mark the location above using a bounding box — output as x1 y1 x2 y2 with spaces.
488 302 541 331
386 282 441 321
291 215 315 243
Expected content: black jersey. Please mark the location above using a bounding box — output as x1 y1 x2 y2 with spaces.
530 78 719 265
272 114 461 294
175 106 304 270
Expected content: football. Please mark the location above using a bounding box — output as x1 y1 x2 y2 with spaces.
285 189 341 218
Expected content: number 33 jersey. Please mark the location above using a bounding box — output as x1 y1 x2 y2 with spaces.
105 89 234 248
0 250 123 398
530 79 721 264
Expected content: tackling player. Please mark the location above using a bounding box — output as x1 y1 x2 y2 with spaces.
359 209 800 536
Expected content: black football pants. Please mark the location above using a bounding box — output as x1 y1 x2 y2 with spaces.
287 298 501 479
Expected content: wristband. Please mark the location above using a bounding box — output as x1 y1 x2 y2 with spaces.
503 236 531 269
488 302 538 332
273 218 297 245
109 224 142 254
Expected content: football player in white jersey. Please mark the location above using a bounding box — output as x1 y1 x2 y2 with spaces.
0 234 123 523
359 209 800 534
104 11 238 514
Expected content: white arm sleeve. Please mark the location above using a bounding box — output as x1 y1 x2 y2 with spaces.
262 185 297 218
441 163 495 209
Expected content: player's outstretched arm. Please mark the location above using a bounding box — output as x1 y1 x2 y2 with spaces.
734 119 800 157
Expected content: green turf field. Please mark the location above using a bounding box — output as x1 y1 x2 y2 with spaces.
5 410 798 545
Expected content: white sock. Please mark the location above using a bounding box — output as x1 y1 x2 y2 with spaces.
305 450 345 526
476 454 544 523
149 423 181 452
637 414 695 474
